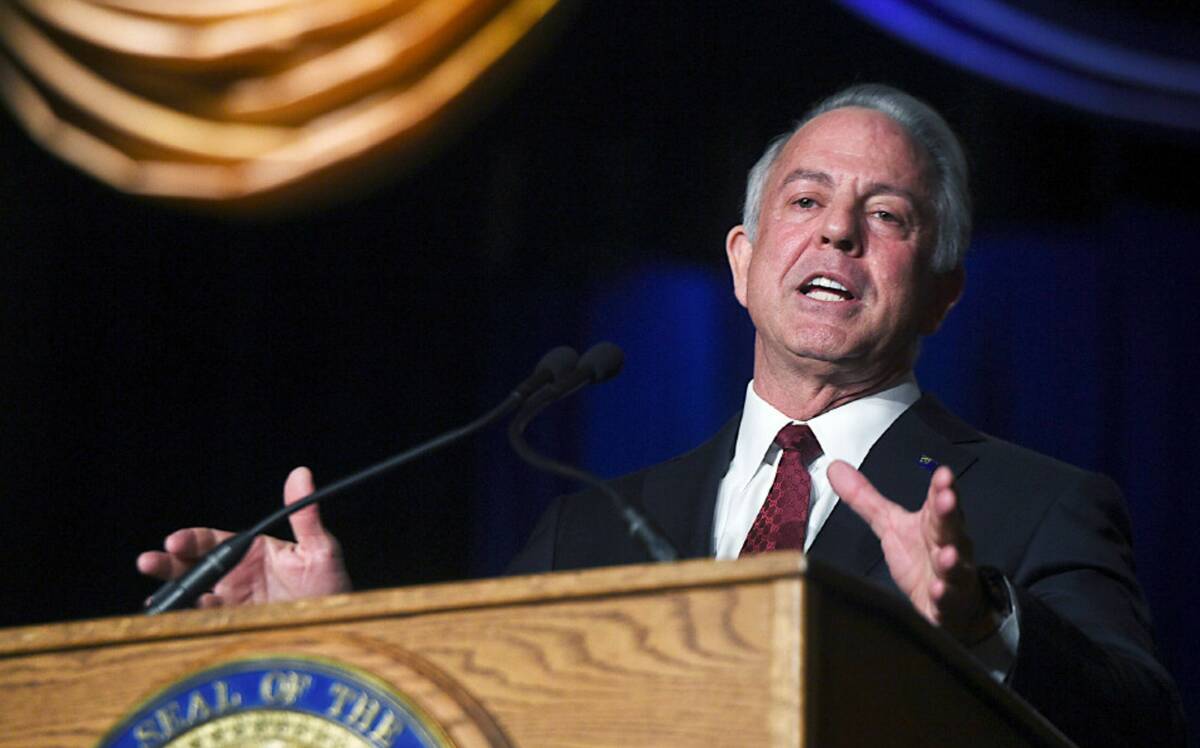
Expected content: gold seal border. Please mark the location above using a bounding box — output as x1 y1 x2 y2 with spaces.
97 637 516 748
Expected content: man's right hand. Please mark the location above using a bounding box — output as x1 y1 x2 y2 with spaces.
136 467 353 608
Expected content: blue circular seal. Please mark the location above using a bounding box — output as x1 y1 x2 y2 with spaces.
99 656 455 748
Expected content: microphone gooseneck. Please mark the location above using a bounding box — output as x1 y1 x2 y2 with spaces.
508 342 679 563
144 345 580 615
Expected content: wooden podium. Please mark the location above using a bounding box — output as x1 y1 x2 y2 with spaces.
0 554 1074 747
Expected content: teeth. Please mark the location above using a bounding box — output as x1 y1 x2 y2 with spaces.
802 275 852 302
808 276 848 292
805 289 845 302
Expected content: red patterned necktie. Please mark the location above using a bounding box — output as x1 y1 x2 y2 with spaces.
741 423 823 555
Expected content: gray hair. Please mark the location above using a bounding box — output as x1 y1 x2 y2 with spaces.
741 83 971 273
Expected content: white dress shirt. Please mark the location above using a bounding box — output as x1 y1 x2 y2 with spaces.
712 378 919 559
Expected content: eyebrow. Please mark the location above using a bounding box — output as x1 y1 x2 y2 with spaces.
780 169 833 188
779 168 921 204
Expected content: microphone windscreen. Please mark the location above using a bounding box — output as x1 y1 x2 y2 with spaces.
537 345 579 383
578 342 624 383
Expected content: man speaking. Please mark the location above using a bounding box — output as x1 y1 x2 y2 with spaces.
138 84 1187 747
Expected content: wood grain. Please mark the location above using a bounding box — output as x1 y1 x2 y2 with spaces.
0 556 801 747
0 554 805 656
0 554 1075 747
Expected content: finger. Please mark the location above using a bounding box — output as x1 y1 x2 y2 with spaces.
197 592 224 608
923 467 964 546
163 527 234 559
136 550 191 582
929 576 947 606
283 466 331 544
934 544 972 583
827 460 899 534
138 528 233 581
928 552 968 604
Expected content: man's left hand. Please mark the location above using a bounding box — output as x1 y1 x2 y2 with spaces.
826 460 997 644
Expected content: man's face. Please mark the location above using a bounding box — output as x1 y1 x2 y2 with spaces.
727 107 962 386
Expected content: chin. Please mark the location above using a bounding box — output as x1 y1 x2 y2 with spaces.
782 327 857 361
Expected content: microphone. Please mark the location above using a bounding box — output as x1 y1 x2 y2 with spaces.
508 342 679 563
512 341 624 433
514 345 579 399
144 345 579 615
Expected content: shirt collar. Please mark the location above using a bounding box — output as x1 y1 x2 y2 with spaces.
728 376 921 483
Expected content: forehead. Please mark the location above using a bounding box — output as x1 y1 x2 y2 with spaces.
773 107 931 193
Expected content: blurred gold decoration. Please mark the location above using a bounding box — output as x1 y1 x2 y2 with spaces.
0 0 572 212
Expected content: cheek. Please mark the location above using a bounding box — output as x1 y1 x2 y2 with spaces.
870 247 924 299
757 227 811 275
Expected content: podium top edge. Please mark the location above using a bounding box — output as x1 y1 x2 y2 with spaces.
0 553 807 657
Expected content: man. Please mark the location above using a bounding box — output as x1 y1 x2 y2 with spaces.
139 84 1186 746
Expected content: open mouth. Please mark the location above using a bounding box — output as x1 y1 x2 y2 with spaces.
800 275 855 302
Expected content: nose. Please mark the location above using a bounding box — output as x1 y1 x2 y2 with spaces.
819 202 861 254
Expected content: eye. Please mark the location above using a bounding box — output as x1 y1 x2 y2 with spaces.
870 208 913 232
791 196 817 208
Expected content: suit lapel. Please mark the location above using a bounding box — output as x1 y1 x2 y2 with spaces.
807 394 982 577
640 414 740 559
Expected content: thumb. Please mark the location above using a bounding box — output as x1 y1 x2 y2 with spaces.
827 459 894 533
283 466 330 544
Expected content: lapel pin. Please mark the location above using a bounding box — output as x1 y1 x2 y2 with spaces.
917 455 939 472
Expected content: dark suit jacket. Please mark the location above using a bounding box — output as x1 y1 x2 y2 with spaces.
507 394 1187 747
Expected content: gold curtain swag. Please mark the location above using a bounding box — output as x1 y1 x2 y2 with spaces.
0 0 571 213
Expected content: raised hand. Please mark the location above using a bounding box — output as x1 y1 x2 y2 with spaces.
136 467 352 608
827 460 996 644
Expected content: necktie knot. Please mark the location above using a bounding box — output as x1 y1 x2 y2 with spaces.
776 423 821 464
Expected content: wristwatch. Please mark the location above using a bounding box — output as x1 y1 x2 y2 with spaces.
961 565 1013 646
978 565 1013 617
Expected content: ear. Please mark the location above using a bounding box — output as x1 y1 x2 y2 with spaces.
920 264 965 335
726 224 753 309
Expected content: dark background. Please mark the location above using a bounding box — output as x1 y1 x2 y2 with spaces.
3 0 1198 739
